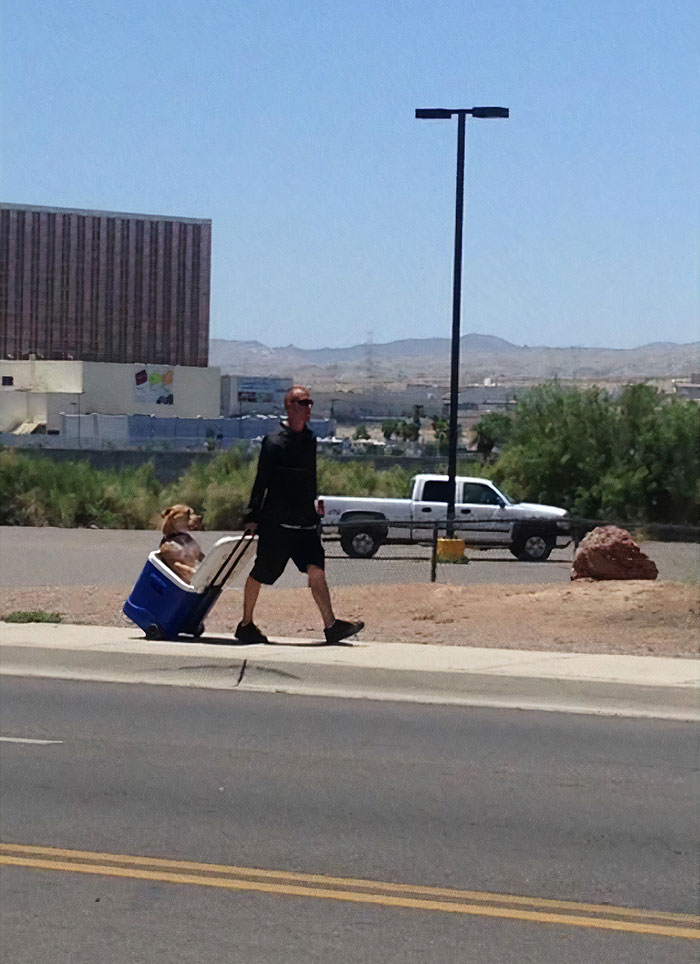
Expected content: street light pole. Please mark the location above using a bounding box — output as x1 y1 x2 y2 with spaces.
447 111 466 536
416 106 508 536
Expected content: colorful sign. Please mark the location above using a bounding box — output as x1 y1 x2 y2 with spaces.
134 366 174 405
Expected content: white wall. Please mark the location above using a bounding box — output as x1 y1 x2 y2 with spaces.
81 363 220 418
0 360 221 429
0 360 84 393
45 393 82 432
0 391 29 431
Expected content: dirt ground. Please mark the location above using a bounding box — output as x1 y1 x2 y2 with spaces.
1 579 698 657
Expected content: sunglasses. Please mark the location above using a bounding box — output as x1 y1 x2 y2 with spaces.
292 398 313 407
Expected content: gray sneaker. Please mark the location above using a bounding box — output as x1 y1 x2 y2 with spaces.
235 621 269 644
324 619 364 645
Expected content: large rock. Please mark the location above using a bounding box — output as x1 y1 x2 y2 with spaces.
571 525 658 581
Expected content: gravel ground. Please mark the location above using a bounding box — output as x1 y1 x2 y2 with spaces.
1 527 697 656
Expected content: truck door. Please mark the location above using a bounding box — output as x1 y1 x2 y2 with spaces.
455 481 508 545
413 479 451 539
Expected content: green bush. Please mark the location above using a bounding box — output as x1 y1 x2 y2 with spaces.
317 459 412 498
160 446 258 529
4 387 695 530
488 384 700 525
0 451 161 528
0 448 417 529
4 610 62 623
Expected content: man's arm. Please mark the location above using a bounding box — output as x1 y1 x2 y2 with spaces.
243 438 272 530
312 435 322 516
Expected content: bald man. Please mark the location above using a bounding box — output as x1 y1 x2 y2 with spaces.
236 384 364 645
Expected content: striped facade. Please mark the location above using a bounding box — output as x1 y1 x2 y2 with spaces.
0 204 211 366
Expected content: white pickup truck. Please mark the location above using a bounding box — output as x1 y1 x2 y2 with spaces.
321 474 571 561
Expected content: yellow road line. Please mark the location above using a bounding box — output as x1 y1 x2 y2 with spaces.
1 846 697 941
1 842 695 924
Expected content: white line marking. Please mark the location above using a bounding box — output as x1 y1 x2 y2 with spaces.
0 737 63 745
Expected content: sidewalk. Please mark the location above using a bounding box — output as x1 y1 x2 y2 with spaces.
2 622 698 721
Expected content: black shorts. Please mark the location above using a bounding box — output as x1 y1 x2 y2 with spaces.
250 524 325 585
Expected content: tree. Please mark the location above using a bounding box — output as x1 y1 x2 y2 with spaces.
381 419 398 440
597 385 700 525
353 424 370 440
488 382 700 525
412 404 424 441
431 415 449 453
474 412 513 461
397 419 419 442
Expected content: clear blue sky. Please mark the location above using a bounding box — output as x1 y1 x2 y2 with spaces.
2 0 698 349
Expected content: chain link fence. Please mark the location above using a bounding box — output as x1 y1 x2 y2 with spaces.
159 518 699 592
313 518 700 587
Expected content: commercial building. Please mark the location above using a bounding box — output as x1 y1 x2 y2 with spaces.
220 375 291 416
0 359 334 447
673 374 700 401
0 359 221 434
0 203 211 367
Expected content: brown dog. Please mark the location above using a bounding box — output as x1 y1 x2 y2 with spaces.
158 504 205 583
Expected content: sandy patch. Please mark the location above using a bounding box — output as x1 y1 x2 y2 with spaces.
1 580 698 657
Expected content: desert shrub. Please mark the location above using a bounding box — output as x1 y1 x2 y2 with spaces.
160 446 258 529
4 610 62 623
488 384 700 525
317 458 412 498
0 451 162 527
0 447 419 529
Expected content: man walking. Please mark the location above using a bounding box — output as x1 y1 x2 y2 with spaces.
235 384 364 645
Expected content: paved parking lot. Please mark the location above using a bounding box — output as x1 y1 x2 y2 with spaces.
1 526 696 588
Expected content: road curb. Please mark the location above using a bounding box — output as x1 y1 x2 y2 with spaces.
1 624 698 721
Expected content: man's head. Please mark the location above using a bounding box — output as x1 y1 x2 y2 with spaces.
284 384 313 431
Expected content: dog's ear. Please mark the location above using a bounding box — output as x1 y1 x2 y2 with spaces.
160 508 170 519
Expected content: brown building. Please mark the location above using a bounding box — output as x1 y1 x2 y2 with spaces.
0 203 211 366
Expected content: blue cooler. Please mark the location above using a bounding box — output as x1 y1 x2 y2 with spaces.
123 536 252 640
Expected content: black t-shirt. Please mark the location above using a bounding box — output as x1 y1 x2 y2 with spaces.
244 423 318 527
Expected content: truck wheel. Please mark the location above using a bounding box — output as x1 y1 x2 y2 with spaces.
340 528 382 558
145 623 163 640
511 534 555 562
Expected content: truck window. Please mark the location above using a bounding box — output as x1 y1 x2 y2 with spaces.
461 482 502 505
421 480 452 503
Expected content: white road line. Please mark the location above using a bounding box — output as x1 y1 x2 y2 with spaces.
0 737 63 745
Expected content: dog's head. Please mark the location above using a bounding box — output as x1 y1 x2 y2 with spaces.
160 504 204 537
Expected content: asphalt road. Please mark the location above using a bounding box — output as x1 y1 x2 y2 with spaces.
1 525 696 588
1 677 698 963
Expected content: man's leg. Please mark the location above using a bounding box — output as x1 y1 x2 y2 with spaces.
242 575 262 625
296 532 363 643
307 564 334 629
307 565 364 643
237 527 289 643
235 574 268 642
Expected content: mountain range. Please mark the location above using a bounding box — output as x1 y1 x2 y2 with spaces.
209 334 699 384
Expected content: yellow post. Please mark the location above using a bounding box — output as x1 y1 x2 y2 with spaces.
436 537 467 563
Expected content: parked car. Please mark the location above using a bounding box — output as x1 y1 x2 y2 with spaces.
320 474 571 561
